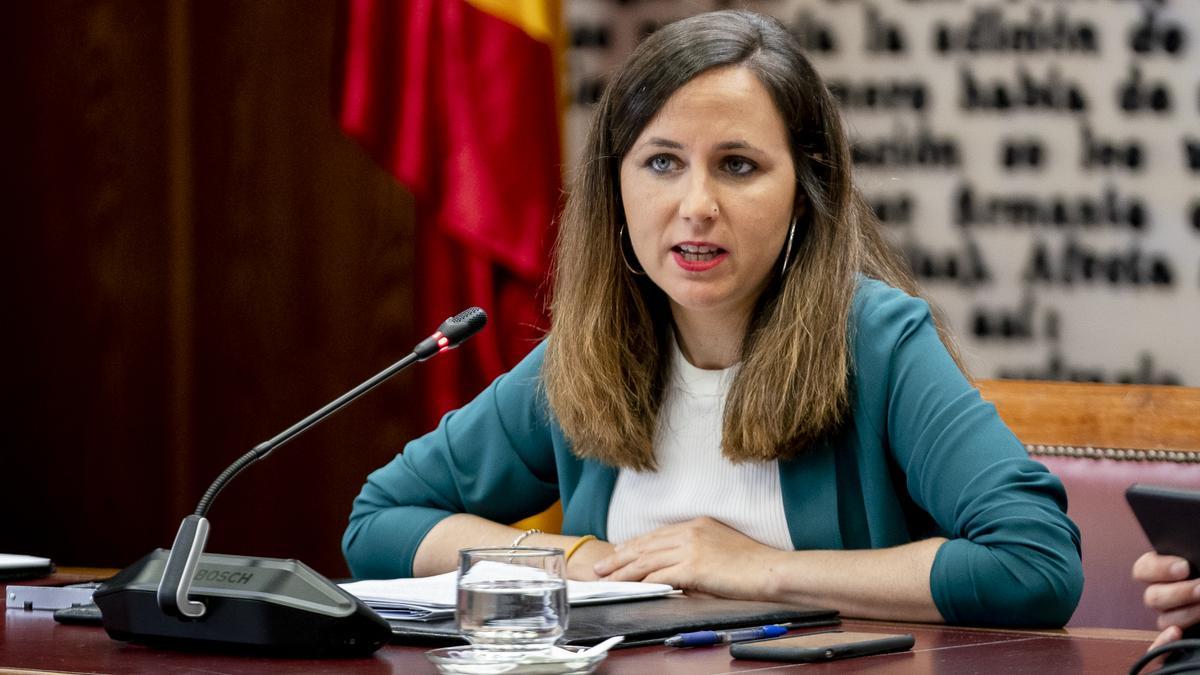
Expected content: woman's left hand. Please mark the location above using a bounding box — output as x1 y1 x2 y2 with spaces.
592 517 781 599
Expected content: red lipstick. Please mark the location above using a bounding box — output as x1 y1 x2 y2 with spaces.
671 242 727 272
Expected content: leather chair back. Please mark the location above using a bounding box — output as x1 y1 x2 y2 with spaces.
978 379 1200 629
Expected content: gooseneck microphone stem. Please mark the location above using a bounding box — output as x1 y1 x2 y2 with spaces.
193 351 420 518
157 306 487 621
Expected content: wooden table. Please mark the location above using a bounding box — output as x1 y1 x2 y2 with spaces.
2 575 1157 674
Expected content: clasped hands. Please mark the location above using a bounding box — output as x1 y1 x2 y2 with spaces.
567 516 780 599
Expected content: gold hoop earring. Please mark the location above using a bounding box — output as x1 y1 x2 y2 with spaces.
780 216 797 278
619 225 646 276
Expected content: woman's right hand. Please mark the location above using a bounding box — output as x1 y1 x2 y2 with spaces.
1133 551 1200 650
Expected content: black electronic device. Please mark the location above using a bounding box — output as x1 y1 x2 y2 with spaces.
53 603 104 626
1126 484 1200 671
93 308 488 657
1127 484 1200 637
1126 484 1200 581
730 630 914 662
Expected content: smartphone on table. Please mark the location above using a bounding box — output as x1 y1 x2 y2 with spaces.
730 630 915 662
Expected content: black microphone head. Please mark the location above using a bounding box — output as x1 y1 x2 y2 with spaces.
437 307 488 347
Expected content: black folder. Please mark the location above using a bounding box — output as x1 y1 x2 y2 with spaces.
388 596 839 648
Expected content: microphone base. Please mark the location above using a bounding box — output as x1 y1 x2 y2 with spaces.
93 549 391 657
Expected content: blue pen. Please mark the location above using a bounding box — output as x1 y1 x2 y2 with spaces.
664 624 789 647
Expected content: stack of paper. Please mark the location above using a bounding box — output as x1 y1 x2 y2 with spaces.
0 554 54 582
341 567 676 621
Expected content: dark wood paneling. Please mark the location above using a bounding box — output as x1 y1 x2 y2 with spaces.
7 1 176 569
5 0 417 577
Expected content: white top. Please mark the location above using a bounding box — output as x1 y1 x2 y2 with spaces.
605 340 794 550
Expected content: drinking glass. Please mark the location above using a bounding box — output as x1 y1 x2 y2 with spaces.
456 547 568 651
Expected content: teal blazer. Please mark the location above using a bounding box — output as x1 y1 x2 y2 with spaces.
344 279 1083 627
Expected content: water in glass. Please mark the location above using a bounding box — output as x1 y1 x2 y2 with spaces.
456 548 568 651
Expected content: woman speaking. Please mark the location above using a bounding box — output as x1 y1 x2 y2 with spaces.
343 10 1083 627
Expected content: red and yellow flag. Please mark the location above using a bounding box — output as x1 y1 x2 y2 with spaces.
339 0 564 426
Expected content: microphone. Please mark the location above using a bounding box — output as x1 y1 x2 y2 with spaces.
93 308 488 657
412 306 488 361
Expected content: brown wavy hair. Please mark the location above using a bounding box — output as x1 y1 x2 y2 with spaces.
543 10 961 471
